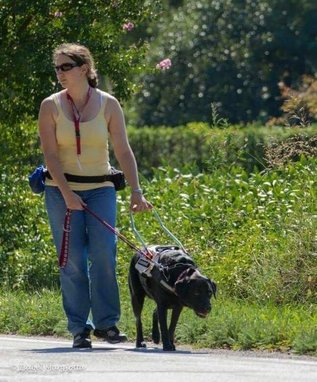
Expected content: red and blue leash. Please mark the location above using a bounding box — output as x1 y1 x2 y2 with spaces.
59 206 153 268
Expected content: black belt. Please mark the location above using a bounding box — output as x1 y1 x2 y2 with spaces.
46 171 113 184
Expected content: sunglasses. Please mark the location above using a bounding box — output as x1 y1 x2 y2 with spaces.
54 62 81 72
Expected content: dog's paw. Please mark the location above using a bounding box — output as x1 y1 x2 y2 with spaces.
163 344 176 351
152 334 160 344
136 341 147 348
152 327 160 344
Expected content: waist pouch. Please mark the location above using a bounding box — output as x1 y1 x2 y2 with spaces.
29 166 126 193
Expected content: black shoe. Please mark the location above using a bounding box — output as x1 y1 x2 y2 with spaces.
94 326 128 344
73 328 92 349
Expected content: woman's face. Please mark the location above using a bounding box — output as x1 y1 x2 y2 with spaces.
54 54 86 88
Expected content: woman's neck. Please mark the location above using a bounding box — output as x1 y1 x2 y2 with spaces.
66 82 91 104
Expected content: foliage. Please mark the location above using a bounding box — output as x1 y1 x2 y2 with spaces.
210 103 230 129
0 168 58 289
0 118 41 167
130 0 317 126
1 151 317 306
265 135 317 168
0 290 316 354
124 123 317 175
0 0 160 124
267 75 317 127
2 119 315 181
0 289 66 336
125 159 316 304
0 119 316 353
176 299 317 354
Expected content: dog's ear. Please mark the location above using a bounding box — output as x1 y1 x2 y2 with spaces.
175 268 193 285
174 268 194 295
175 267 196 284
174 278 189 297
208 279 217 298
184 267 196 279
175 268 197 295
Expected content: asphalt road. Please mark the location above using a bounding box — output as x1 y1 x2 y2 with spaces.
0 335 316 382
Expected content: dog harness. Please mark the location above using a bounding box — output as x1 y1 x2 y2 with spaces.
59 207 190 297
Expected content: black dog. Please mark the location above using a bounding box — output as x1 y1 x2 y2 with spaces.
128 245 217 351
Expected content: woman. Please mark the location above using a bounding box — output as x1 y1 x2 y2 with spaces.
38 43 152 348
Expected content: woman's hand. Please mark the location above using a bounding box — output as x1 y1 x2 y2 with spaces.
63 191 86 210
130 192 153 213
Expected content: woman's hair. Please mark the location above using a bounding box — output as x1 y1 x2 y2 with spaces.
53 43 98 88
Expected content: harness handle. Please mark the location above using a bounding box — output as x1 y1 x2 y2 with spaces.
129 208 187 254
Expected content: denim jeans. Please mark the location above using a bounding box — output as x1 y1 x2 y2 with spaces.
45 185 120 336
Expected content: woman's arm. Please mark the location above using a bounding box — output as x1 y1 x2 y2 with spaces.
38 98 85 210
106 96 152 212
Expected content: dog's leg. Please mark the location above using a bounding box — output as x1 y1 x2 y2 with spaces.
132 293 146 348
152 308 160 344
168 306 183 351
157 304 174 351
128 266 147 348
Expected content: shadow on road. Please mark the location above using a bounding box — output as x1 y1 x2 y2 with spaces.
22 345 208 355
22 347 118 353
127 348 207 355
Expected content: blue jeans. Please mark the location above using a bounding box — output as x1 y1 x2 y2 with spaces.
45 186 120 336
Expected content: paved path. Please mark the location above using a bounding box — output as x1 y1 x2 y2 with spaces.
0 335 316 381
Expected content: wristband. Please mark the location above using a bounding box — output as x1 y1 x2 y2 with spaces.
132 188 143 194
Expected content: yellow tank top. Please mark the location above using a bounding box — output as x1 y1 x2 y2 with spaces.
45 90 114 191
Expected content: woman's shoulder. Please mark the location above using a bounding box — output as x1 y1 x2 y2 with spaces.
97 89 117 103
40 91 64 114
98 89 122 113
41 90 64 105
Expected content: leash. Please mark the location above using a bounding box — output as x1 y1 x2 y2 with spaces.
130 209 187 254
59 206 191 297
59 209 72 268
59 206 156 268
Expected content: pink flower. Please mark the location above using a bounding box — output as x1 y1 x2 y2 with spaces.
156 58 172 70
54 11 63 17
123 22 134 31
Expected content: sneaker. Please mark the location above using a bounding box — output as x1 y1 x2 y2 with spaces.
94 326 128 344
73 328 92 349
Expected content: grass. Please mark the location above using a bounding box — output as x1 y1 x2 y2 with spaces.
0 288 316 355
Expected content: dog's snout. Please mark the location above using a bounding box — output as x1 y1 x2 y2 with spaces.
194 300 212 318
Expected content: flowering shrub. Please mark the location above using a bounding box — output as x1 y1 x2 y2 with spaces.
156 58 172 70
123 22 134 31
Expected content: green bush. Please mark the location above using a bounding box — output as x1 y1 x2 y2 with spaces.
124 123 317 175
1 290 316 354
128 158 316 304
2 120 316 177
0 1 160 124
131 0 317 125
0 170 58 289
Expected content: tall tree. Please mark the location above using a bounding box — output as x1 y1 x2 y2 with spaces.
132 0 317 126
0 0 160 124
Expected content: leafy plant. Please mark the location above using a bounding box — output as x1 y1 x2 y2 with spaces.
210 103 229 129
267 75 317 128
130 0 317 125
1 290 316 354
0 0 161 125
